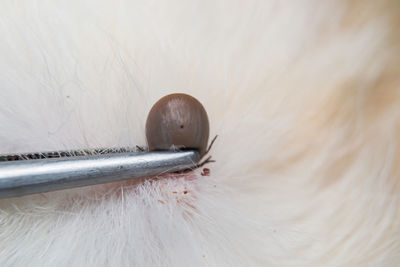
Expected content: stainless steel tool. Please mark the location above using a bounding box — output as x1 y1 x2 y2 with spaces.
0 149 200 199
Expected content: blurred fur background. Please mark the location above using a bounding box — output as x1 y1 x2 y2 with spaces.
0 0 399 266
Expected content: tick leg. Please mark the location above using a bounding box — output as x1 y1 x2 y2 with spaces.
196 135 218 168
197 155 216 168
204 135 218 156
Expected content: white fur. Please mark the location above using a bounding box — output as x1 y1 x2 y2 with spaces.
0 0 399 266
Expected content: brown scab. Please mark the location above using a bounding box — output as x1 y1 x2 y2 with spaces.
145 93 210 157
201 168 210 176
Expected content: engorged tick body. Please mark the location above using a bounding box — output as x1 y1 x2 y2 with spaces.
145 93 210 157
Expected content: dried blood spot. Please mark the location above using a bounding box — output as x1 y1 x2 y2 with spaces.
201 168 210 176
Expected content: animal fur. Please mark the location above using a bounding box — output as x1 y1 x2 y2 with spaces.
0 0 399 266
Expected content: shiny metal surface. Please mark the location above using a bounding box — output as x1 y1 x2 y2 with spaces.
0 147 142 161
0 150 200 199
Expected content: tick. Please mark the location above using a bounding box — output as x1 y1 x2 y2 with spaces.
146 93 210 157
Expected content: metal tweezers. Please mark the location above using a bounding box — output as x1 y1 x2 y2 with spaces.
0 148 200 199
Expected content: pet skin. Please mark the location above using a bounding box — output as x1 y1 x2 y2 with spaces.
0 1 399 266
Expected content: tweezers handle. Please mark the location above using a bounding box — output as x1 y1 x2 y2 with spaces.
0 151 199 199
